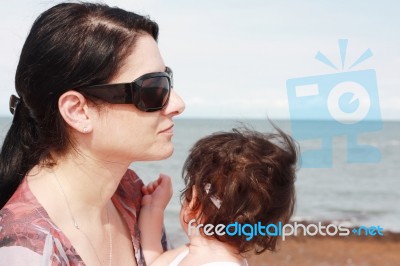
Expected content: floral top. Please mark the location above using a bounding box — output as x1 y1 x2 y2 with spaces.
0 169 164 266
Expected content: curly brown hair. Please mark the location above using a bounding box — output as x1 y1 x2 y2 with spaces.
181 125 298 254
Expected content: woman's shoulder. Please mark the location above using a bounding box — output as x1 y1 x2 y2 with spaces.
0 177 50 237
0 203 54 244
0 206 79 265
0 178 61 255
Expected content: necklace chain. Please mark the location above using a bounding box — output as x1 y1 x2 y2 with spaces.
53 171 112 266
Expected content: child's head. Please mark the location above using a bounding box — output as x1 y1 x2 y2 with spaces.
180 126 298 254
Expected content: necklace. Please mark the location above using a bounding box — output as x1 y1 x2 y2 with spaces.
53 171 113 266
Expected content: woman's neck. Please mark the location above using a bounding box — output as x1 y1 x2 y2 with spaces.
60 154 128 201
28 151 130 220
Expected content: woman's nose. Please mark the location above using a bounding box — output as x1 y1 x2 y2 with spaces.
163 90 185 116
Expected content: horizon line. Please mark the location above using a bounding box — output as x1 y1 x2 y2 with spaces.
1 116 399 122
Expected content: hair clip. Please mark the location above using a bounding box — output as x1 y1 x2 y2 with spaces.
9 95 21 115
204 183 222 209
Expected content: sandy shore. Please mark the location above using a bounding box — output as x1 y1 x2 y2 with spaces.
247 232 400 266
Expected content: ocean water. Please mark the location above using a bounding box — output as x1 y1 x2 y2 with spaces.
1 117 399 246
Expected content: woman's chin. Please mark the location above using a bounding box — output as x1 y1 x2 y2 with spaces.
140 146 174 161
157 149 174 160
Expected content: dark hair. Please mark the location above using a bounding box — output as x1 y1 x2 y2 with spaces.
181 126 298 254
0 2 158 208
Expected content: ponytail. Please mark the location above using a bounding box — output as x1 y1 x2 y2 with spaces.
0 98 42 208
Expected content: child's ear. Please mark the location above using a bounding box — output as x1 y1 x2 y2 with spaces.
181 203 193 224
186 185 205 223
188 185 198 209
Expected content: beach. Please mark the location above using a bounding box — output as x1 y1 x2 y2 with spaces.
247 231 400 266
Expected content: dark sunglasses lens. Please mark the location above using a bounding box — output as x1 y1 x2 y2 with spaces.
139 77 170 110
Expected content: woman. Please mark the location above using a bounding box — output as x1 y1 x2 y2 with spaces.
0 2 184 266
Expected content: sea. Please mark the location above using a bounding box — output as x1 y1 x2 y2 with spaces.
1 117 399 246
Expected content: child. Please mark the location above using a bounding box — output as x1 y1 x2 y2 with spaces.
139 126 298 265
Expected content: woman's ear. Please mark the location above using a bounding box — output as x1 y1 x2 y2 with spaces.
58 91 93 134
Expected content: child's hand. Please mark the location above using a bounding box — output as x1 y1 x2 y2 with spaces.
139 174 172 264
141 173 173 210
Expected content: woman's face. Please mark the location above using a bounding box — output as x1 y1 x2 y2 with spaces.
89 34 185 164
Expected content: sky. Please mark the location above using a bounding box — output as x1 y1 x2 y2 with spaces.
0 0 399 119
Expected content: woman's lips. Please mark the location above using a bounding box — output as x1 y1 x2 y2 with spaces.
159 124 174 134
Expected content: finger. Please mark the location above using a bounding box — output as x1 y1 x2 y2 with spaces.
159 174 172 189
159 173 173 198
149 180 158 192
159 173 171 181
141 185 150 195
159 174 171 186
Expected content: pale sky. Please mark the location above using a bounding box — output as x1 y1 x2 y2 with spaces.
1 0 399 119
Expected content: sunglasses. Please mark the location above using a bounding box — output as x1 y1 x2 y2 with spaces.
76 67 173 112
